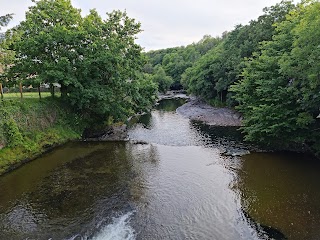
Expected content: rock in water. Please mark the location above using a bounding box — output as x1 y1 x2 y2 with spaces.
83 124 128 141
221 148 250 157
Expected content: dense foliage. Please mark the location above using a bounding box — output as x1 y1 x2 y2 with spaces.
3 0 157 122
144 35 223 91
232 1 320 152
146 0 320 153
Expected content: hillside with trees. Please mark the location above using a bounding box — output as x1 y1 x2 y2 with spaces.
1 0 320 157
146 0 320 154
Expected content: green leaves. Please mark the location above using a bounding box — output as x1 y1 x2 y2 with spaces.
151 65 173 93
3 118 23 147
0 14 13 32
5 0 155 123
146 35 221 91
177 1 295 106
231 0 320 151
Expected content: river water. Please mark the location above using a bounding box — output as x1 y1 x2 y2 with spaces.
0 99 320 240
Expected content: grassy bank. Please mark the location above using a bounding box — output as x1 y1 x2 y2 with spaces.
0 97 86 175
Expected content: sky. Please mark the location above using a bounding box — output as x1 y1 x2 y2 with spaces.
0 0 298 51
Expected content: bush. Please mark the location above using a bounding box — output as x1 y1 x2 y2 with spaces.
3 118 23 147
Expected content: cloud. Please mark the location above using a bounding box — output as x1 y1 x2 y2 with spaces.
0 0 33 30
0 0 299 50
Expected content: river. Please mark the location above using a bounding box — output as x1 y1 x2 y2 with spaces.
0 99 320 240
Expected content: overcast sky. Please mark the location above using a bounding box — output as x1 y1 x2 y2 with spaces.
0 0 298 51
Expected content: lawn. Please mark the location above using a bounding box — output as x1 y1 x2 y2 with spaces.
1 92 60 100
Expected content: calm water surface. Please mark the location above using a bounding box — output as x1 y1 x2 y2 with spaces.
0 99 320 240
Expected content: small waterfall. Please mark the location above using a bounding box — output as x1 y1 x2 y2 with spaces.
92 212 135 240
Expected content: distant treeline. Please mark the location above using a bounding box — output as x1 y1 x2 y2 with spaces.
145 0 320 154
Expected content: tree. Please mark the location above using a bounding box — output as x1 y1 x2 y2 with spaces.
151 65 173 93
181 45 223 101
68 9 149 120
231 0 320 152
145 35 221 91
284 0 320 116
182 1 295 106
7 0 156 122
8 0 82 98
0 13 14 97
0 14 13 30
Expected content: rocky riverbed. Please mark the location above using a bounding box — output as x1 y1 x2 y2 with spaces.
177 99 242 127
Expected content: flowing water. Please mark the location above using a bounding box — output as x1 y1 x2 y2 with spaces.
0 99 320 240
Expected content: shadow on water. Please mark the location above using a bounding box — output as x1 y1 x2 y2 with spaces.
155 98 186 112
236 152 320 240
191 122 289 240
191 120 320 240
192 121 243 143
242 210 287 240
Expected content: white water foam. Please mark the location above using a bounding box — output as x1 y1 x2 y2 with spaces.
92 212 136 240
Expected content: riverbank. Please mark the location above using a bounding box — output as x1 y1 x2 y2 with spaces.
177 98 242 127
0 98 86 175
176 98 316 155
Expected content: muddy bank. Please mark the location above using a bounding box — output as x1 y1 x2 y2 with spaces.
177 99 242 127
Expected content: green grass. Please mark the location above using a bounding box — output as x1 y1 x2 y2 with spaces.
1 92 61 99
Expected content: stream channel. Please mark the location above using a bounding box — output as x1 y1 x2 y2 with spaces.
1 99 320 240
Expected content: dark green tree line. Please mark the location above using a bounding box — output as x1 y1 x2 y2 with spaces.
145 35 222 91
182 1 295 105
231 0 320 152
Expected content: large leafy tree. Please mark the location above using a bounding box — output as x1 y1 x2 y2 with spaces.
9 0 82 96
285 1 320 116
68 9 152 120
231 0 320 151
181 44 224 101
7 0 156 121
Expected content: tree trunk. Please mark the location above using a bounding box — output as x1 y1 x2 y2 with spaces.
60 83 67 100
50 83 55 98
38 84 42 99
0 83 3 100
19 82 23 99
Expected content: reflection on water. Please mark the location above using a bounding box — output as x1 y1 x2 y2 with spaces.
155 98 187 112
238 152 320 240
0 142 140 239
0 98 320 239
